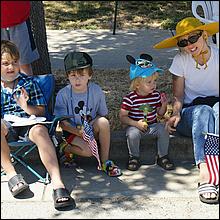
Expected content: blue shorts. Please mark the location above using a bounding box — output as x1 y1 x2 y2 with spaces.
1 18 40 65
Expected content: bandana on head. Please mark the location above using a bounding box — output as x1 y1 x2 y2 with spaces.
126 54 163 80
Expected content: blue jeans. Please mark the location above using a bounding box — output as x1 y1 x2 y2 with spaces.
176 102 219 165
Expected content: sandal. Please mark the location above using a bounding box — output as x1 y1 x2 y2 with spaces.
8 174 29 197
101 160 122 177
127 156 140 171
58 140 76 167
198 183 219 204
53 188 74 209
156 155 174 170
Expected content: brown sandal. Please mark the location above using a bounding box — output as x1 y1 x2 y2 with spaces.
156 155 174 170
127 156 140 171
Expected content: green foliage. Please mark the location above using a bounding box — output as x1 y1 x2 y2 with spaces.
43 1 193 30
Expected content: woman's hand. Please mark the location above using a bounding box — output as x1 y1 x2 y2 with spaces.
165 112 181 133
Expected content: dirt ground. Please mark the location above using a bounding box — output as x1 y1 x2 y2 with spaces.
53 68 173 131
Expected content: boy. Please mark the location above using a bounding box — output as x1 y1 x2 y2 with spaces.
119 54 174 171
1 40 73 209
54 51 122 177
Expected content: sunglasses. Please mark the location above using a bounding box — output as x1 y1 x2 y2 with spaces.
177 31 203 48
136 59 153 68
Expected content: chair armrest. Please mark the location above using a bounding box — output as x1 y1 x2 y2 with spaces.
48 115 75 135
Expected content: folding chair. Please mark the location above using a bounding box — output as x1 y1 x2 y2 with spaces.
191 1 219 48
1 74 67 184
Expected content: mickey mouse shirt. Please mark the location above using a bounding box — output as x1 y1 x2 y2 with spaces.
54 81 108 126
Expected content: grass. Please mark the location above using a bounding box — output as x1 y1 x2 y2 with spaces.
43 1 193 30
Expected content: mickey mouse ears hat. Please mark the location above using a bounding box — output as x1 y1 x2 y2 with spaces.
153 17 219 49
64 51 93 72
126 53 163 80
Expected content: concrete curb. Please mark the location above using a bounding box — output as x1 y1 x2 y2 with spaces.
110 130 194 163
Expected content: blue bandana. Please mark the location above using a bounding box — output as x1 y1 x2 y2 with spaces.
129 58 163 80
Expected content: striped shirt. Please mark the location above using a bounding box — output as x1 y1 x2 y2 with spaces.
1 73 46 118
121 90 161 124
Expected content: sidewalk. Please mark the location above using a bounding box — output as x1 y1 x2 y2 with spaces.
46 29 178 70
1 160 219 219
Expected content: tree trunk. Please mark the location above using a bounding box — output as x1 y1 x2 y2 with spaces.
30 1 51 75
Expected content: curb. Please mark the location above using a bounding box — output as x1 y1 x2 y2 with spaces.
110 131 194 163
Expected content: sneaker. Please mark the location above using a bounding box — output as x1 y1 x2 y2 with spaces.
101 160 122 177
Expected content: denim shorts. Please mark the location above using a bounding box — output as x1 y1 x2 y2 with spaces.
1 18 39 65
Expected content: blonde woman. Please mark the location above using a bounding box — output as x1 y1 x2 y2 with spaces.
154 17 219 204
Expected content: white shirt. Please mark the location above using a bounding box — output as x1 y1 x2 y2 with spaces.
169 45 219 104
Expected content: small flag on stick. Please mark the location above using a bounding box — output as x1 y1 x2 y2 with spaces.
82 120 101 168
204 133 219 186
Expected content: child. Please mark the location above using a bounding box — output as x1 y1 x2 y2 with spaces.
1 40 73 209
119 53 174 171
54 51 122 177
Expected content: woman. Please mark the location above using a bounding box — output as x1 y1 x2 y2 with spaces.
153 17 219 204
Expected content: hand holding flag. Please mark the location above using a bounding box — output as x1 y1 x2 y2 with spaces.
82 119 101 168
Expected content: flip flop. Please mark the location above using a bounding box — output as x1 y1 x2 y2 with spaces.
198 182 219 204
8 174 29 197
53 188 74 209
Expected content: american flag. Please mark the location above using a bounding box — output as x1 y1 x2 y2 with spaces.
82 119 101 168
204 133 219 186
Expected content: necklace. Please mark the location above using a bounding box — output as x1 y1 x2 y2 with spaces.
192 49 209 69
70 85 89 126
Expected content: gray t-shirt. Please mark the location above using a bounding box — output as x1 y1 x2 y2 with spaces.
54 82 108 126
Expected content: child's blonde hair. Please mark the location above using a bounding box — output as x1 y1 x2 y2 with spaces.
129 72 159 91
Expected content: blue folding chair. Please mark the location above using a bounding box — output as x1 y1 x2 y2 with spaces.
1 74 69 184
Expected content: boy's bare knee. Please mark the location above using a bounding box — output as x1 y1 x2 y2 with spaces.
29 124 49 139
1 120 9 136
95 117 110 129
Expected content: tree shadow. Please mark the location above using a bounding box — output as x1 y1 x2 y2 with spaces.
47 29 178 71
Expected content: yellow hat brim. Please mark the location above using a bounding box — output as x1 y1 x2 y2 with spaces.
153 22 219 49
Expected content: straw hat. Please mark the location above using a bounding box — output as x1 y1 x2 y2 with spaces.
153 17 219 49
